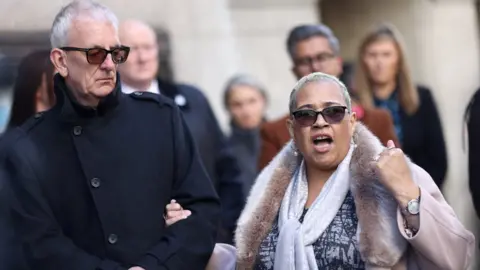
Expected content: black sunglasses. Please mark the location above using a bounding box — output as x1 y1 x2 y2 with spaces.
292 106 348 127
60 46 130 65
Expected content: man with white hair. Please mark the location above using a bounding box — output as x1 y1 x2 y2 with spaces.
118 19 244 244
1 1 220 269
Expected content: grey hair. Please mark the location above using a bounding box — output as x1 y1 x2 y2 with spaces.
50 0 119 48
286 24 340 59
223 74 268 108
289 72 351 113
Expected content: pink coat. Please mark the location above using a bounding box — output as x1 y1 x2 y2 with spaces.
215 123 474 270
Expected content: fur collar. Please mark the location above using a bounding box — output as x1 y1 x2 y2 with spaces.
235 123 408 269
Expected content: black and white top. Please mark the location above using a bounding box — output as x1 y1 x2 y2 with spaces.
254 192 365 269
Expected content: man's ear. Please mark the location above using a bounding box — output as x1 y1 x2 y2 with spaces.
50 48 68 77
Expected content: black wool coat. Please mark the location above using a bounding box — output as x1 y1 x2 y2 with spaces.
2 74 220 270
159 79 244 243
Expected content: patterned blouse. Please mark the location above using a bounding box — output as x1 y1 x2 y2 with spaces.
253 192 365 270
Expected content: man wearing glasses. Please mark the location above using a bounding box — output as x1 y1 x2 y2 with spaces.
1 1 219 270
257 24 398 170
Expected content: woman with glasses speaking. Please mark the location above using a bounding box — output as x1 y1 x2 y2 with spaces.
233 72 474 270
165 72 475 269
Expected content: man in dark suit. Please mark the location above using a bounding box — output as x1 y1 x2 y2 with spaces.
1 1 219 269
118 19 244 244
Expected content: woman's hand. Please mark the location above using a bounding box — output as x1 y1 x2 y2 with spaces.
164 199 191 227
374 140 420 206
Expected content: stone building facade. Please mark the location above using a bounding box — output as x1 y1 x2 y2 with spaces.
0 0 478 267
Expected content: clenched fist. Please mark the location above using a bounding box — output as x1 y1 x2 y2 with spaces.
374 140 420 205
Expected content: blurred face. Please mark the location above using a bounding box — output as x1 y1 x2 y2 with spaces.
51 17 121 106
288 81 356 171
363 38 399 85
292 36 343 79
118 21 159 88
227 85 266 129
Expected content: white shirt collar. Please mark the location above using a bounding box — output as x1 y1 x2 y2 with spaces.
121 79 160 95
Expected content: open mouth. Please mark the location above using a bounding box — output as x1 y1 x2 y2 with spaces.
313 135 333 145
312 135 334 153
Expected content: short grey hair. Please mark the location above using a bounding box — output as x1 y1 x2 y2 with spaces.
50 0 119 48
223 74 268 108
286 24 340 59
289 72 351 113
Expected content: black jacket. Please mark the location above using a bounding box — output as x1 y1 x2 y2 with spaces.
2 74 220 270
467 88 480 218
227 123 261 199
159 79 244 243
401 86 448 188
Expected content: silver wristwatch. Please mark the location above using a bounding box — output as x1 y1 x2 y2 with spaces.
405 197 420 215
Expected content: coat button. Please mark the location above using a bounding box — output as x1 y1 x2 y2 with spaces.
90 178 101 188
73 126 82 136
108 234 118 244
134 91 143 96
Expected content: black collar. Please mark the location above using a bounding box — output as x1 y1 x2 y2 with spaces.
53 73 122 123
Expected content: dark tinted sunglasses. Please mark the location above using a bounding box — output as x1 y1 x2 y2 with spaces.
60 46 130 64
292 106 348 127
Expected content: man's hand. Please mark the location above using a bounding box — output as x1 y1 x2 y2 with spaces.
165 199 191 227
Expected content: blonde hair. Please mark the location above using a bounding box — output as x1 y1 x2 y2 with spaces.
354 23 419 115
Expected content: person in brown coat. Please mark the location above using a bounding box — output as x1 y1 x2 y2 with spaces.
258 24 398 170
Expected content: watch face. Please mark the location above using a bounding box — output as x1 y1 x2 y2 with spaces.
407 200 420 215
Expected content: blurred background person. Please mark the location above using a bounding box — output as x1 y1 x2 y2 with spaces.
258 24 398 170
0 49 55 270
465 89 480 221
354 23 447 188
118 19 244 244
8 50 55 128
339 62 399 147
223 74 268 199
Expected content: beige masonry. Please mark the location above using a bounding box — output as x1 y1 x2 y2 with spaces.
0 0 478 268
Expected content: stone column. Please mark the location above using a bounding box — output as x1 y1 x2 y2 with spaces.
414 4 479 267
163 0 241 129
229 0 320 124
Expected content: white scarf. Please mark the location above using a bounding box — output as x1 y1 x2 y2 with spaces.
274 145 354 270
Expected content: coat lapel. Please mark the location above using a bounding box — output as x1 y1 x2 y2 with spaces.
235 123 408 269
